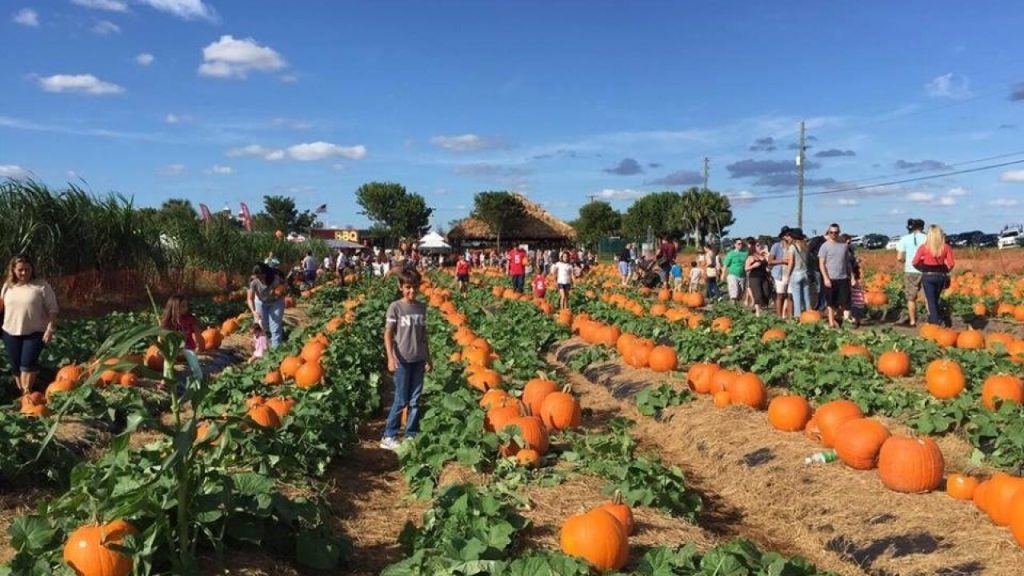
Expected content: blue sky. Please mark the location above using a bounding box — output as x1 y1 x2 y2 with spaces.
2 0 1023 237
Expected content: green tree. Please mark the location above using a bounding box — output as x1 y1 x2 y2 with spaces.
667 188 735 247
256 195 317 234
355 181 433 246
620 191 685 241
471 191 526 250
572 201 621 247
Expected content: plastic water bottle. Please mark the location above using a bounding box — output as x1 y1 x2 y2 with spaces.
804 450 837 465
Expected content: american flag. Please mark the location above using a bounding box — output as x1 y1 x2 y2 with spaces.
315 203 328 214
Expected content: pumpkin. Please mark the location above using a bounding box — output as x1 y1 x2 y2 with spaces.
924 359 965 399
559 509 629 572
710 369 738 394
118 373 137 387
523 378 559 416
933 328 958 348
767 395 812 431
712 390 731 407
595 325 621 348
974 479 991 513
56 364 83 384
808 400 863 447
46 378 76 399
264 370 283 385
877 436 945 493
981 374 1024 411
294 361 324 389
711 316 732 333
946 473 980 501
838 343 872 360
877 350 911 378
725 372 767 409
479 388 512 411
539 386 582 431
265 397 296 419
247 404 282 429
485 404 522 432
686 362 719 394
279 355 305 379
984 472 1024 526
63 519 137 576
798 310 822 324
221 318 239 335
986 332 1014 352
956 329 985 350
597 490 635 535
615 333 638 357
467 369 502 392
143 345 164 372
647 345 678 373
628 339 653 368
500 415 549 456
516 447 541 468
761 328 785 343
20 392 49 418
1007 489 1024 547
201 327 223 351
301 341 326 363
834 418 891 470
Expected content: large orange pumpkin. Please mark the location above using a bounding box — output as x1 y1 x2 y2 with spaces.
877 436 944 493
500 415 549 456
924 359 965 399
726 372 767 409
485 404 522 432
63 520 137 576
1007 489 1024 547
686 362 719 394
597 491 634 535
808 400 863 448
982 374 1024 411
647 345 678 373
877 350 911 378
479 388 512 411
985 472 1024 526
956 329 985 350
467 369 502 392
767 395 812 431
798 310 822 324
279 355 305 380
522 378 558 416
247 404 282 429
946 473 979 501
761 328 785 343
539 387 582 431
710 369 738 394
294 361 324 389
838 343 872 360
559 509 629 572
833 418 891 470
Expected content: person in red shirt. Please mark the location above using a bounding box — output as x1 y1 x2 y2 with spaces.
656 237 678 285
506 245 526 293
455 254 471 293
160 294 204 353
532 270 547 299
912 225 955 326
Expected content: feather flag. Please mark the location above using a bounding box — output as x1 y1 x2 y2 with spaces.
240 202 253 232
199 203 212 223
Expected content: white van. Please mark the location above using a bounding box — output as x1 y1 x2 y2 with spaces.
998 225 1022 249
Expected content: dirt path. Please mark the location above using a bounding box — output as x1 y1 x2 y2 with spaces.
549 338 1024 576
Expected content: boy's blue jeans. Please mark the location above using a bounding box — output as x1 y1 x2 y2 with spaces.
384 360 426 439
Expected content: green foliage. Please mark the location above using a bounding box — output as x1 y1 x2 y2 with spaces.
635 383 692 418
256 195 319 234
619 188 734 245
565 345 612 373
634 539 833 575
572 201 621 247
471 191 526 249
355 182 434 246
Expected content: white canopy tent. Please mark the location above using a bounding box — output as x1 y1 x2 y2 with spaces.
417 230 452 253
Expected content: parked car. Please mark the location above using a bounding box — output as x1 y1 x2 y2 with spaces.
885 235 901 250
998 225 1022 249
977 234 999 248
862 233 888 250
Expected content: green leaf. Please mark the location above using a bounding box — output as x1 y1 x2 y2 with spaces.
8 516 57 553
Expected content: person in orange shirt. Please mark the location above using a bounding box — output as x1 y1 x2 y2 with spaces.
912 225 955 326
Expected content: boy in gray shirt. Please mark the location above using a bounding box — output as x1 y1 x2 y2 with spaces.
380 268 432 450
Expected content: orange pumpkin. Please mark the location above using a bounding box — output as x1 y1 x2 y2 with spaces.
264 370 283 385
265 397 296 419
838 343 872 360
539 387 582 431
924 359 965 399
559 509 629 572
516 448 541 468
279 355 305 380
808 400 863 448
686 362 719 394
798 310 822 324
833 418 891 470
485 404 522 432
985 472 1024 526
761 328 785 343
500 415 549 456
726 372 767 409
711 316 732 333
877 436 944 493
974 479 991 513
522 378 559 416
597 490 634 535
247 404 282 429
63 520 137 576
479 388 512 411
946 473 980 501
56 364 83 384
956 329 985 350
767 395 812 432
294 361 324 389
710 369 738 394
647 345 678 373
982 374 1024 411
712 390 731 407
877 350 911 378
467 369 502 392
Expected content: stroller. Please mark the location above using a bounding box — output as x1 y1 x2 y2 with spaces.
631 258 662 289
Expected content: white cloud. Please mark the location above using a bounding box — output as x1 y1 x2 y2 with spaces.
227 142 365 162
138 0 215 21
92 19 121 34
13 8 39 26
279 74 299 83
331 163 346 172
837 198 859 206
889 208 905 215
906 187 965 206
925 73 972 99
198 35 286 79
989 198 1020 207
906 192 934 202
205 164 232 175
164 113 193 124
946 186 968 196
136 53 155 66
725 190 758 205
37 74 124 95
158 163 185 176
430 134 508 152
0 165 30 179
271 117 312 130
287 141 366 161
71 0 129 12
1000 170 1024 182
596 188 645 201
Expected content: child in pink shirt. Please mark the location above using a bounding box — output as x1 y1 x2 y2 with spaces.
249 324 268 364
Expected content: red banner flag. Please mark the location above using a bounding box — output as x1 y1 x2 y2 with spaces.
199 203 212 222
240 202 253 232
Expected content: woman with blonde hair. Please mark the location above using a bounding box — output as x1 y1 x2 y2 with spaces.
912 225 955 325
0 255 59 395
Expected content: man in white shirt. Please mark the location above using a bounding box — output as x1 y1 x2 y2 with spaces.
896 218 927 327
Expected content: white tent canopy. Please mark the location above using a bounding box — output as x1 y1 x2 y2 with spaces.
417 230 451 252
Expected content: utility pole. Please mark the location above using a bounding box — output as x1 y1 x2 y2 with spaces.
586 194 597 203
703 157 710 192
796 121 806 229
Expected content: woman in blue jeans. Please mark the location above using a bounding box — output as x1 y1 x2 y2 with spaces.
247 264 286 348
784 229 810 318
912 225 955 325
1 255 59 396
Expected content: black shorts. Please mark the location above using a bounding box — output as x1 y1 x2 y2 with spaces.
457 274 469 283
825 278 851 309
749 276 771 307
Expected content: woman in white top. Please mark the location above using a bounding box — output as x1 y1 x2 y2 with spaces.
784 230 810 318
552 251 575 310
0 255 59 395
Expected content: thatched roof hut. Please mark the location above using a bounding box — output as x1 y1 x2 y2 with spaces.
447 194 577 245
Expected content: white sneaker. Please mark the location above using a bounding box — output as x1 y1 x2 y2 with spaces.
379 437 401 451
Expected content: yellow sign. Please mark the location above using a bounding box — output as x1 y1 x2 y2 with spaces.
334 230 359 242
